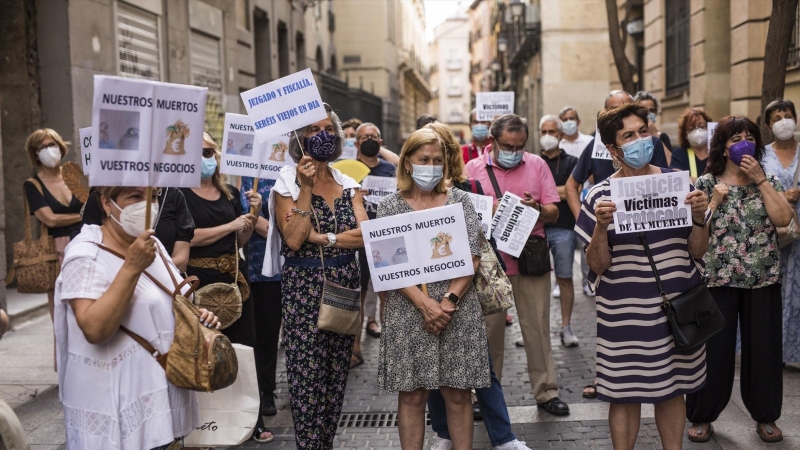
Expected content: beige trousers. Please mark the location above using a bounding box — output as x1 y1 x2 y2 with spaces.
486 273 558 403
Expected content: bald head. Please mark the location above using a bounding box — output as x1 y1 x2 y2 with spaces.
604 90 633 109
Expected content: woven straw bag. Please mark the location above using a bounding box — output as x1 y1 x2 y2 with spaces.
6 179 59 293
192 236 243 330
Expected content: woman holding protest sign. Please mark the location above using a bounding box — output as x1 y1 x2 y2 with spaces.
266 103 368 449
377 127 488 450
181 132 272 443
575 103 710 450
686 116 793 443
54 186 221 450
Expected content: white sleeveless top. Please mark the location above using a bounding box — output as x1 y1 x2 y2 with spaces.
54 225 199 449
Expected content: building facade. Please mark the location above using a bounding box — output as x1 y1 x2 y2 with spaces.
430 15 471 142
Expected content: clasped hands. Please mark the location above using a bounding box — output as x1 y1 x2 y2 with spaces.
421 297 457 336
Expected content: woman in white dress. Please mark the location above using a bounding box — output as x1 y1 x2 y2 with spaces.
54 186 221 450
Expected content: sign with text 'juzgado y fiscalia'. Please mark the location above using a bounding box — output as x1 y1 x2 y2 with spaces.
610 171 692 234
240 68 327 143
491 192 539 258
220 113 296 180
361 203 474 291
89 75 208 187
476 92 515 122
79 127 92 176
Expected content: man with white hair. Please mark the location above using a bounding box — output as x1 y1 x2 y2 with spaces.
557 106 593 159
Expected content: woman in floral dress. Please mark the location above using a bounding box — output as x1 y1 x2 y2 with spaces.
686 116 794 443
269 103 368 449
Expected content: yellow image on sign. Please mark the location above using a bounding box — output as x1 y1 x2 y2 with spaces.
430 231 453 259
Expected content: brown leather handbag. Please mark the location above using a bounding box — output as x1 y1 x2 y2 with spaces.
6 178 59 293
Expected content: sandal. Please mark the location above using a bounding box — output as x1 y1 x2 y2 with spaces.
582 384 597 399
350 351 364 369
688 423 713 443
757 423 783 442
252 427 274 443
366 320 381 338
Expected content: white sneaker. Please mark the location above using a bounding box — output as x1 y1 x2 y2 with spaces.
494 440 532 450
552 285 560 298
583 284 596 297
560 325 579 347
431 436 453 450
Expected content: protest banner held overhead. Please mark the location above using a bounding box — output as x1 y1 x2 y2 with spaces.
220 113 295 180
610 171 692 234
467 192 493 238
89 75 207 187
240 68 327 143
491 192 540 258
79 127 92 176
361 176 397 206
361 204 474 291
475 92 515 122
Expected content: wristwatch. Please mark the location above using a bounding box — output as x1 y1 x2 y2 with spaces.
444 292 460 305
325 232 337 248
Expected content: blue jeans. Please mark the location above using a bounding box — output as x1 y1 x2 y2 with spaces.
427 354 515 447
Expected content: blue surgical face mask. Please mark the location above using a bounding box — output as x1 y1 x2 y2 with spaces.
201 156 218 179
471 124 489 140
411 164 444 191
617 137 654 169
562 120 578 136
496 149 524 168
647 112 657 124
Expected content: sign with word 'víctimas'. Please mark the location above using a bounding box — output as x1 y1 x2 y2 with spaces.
491 192 539 258
610 171 692 234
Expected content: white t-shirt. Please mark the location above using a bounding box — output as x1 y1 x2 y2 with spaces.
559 132 593 159
54 224 199 450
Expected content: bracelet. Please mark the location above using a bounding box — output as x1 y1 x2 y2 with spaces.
291 207 312 217
756 178 768 187
692 218 706 227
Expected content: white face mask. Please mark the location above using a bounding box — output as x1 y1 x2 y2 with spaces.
772 118 797 141
540 134 560 151
37 145 62 168
562 120 578 136
687 128 708 148
110 199 159 238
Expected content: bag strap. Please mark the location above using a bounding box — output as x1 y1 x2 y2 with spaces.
24 178 50 242
636 232 670 305
485 164 503 198
687 148 698 179
469 178 479 194
310 205 329 281
119 325 168 369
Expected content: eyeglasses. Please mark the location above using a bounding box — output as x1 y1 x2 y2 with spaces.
497 143 526 152
202 147 216 158
357 134 380 142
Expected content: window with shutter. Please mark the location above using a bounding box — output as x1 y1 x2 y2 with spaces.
190 31 225 142
117 1 161 81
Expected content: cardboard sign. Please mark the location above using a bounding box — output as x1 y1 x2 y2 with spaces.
240 68 327 143
467 192 493 238
490 192 539 258
79 127 92 175
89 75 208 187
259 132 295 180
610 171 692 234
361 176 397 205
361 203 474 291
220 113 296 180
476 92 515 122
591 124 612 160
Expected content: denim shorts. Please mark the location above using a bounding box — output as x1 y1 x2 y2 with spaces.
545 227 576 279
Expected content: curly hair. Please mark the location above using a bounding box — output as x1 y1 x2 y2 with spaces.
596 103 649 147
705 116 764 177
678 108 713 148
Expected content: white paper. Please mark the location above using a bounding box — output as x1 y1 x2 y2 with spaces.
361 203 475 291
220 113 260 178
476 91 515 122
240 68 327 143
361 176 397 205
259 132 296 180
707 122 718 146
79 127 92 175
610 171 692 234
591 125 612 160
490 192 539 258
467 192 493 238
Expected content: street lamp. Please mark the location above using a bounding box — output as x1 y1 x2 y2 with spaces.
497 37 508 53
491 60 501 72
510 0 524 19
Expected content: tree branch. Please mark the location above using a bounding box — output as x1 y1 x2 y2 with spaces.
760 0 800 140
605 0 637 94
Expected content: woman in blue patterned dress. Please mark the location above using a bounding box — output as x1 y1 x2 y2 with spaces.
761 99 800 366
268 103 368 449
575 103 710 450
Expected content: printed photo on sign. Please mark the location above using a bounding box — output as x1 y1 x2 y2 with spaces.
98 110 140 150
491 192 539 258
476 92 515 122
610 171 692 234
226 132 254 156
371 237 408 268
467 192 493 238
79 127 92 175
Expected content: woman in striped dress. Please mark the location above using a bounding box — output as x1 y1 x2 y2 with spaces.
575 103 710 450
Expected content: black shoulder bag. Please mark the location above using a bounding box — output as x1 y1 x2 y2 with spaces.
486 165 551 276
637 232 725 349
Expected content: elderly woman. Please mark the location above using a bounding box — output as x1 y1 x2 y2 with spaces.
762 99 800 367
670 108 713 181
264 103 367 449
575 103 710 450
54 186 220 449
686 116 794 443
377 127 489 450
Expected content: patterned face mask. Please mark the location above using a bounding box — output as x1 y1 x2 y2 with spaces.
304 130 339 162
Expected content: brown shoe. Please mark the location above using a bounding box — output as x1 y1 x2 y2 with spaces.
688 423 713 442
757 423 783 442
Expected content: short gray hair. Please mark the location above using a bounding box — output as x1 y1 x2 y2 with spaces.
287 102 344 163
539 115 563 132
355 122 381 138
490 114 529 141
604 90 633 109
633 90 658 110
558 106 579 120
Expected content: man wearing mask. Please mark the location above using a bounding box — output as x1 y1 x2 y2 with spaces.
465 114 569 416
539 115 580 347
340 117 400 165
557 106 593 159
463 108 492 163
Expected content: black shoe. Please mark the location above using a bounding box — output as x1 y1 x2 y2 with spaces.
261 396 277 416
472 402 483 421
537 397 570 416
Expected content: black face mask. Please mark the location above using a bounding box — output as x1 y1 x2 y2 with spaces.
360 139 381 157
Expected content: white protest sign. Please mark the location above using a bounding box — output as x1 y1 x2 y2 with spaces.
591 124 612 160
490 192 540 258
362 176 397 205
221 113 261 178
89 75 207 187
361 203 474 291
467 192 493 238
240 68 327 143
79 127 92 175
610 171 692 234
259 132 295 180
707 122 718 146
476 92 515 122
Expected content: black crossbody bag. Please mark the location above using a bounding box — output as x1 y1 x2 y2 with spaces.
486 164 551 276
637 232 725 349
